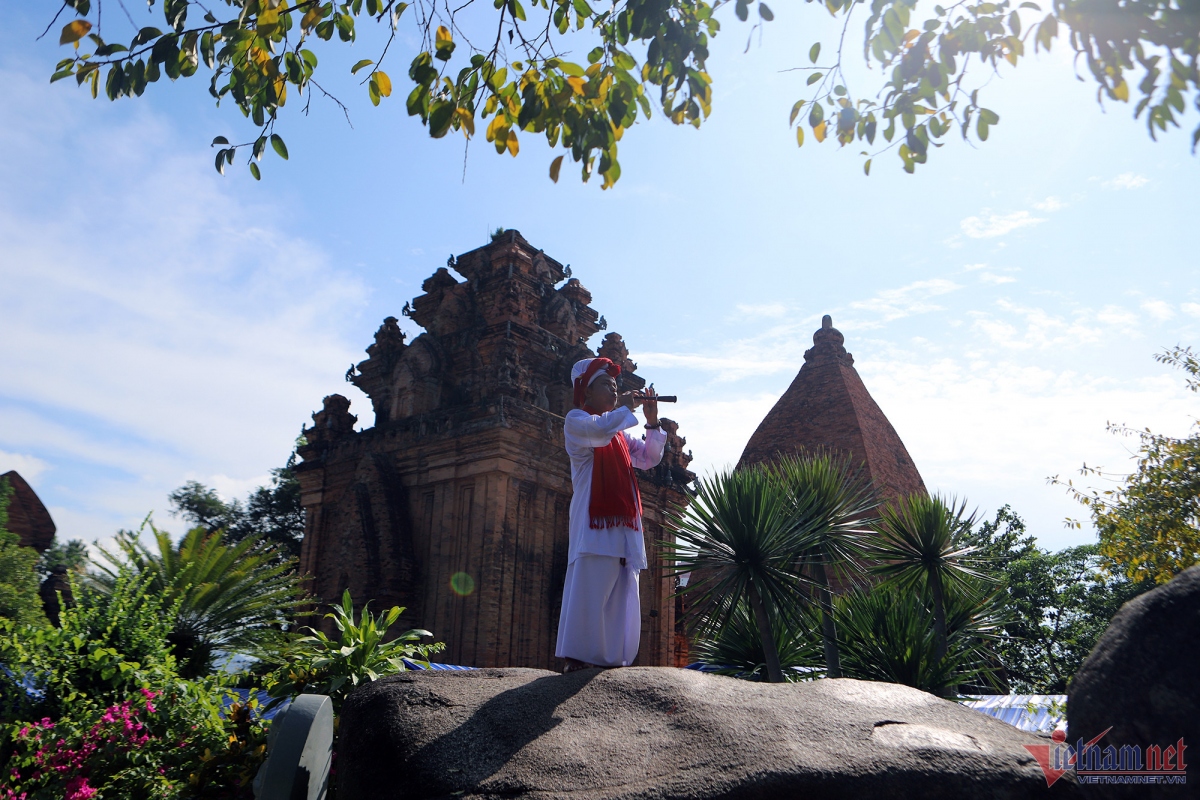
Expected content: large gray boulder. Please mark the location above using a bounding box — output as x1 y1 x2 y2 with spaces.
338 667 1077 799
1068 565 1200 797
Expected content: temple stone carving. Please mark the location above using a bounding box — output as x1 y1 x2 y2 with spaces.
739 315 926 504
296 231 695 669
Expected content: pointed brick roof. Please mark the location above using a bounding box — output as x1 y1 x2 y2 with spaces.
738 316 925 504
1 471 56 553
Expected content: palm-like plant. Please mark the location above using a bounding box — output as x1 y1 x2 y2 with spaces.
691 597 823 682
773 453 878 678
866 493 983 666
92 520 305 677
665 465 813 683
835 579 1005 695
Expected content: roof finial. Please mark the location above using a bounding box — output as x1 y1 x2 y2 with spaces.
822 314 833 330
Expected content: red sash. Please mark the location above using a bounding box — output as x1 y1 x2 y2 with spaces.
582 404 643 530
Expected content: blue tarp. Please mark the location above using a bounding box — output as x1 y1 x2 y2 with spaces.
401 658 478 671
961 695 1067 733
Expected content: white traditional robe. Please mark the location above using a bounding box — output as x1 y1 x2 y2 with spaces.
555 406 667 667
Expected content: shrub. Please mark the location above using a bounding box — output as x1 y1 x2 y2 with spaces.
0 567 268 799
264 590 444 714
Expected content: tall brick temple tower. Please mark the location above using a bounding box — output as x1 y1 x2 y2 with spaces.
295 231 695 669
739 315 925 503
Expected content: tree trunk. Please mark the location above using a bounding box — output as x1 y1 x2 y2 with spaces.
811 559 842 679
746 579 785 684
930 570 948 664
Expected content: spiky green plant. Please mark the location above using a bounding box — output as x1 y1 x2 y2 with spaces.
691 598 823 682
835 580 1005 696
665 465 813 683
92 520 305 677
265 589 444 713
866 493 984 665
772 453 878 678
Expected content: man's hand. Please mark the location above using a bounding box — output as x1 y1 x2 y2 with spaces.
617 391 643 411
642 386 659 426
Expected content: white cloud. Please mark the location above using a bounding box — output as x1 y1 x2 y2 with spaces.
1104 173 1150 190
979 272 1017 285
848 279 962 324
1183 303 1200 318
1033 196 1066 211
970 300 1103 350
1096 305 1139 329
960 211 1045 238
0 450 50 480
963 263 988 272
857 356 1194 550
734 302 789 319
636 351 794 381
0 67 372 543
1141 300 1174 321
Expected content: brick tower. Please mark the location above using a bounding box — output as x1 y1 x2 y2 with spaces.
1 470 55 553
295 231 695 669
738 315 925 503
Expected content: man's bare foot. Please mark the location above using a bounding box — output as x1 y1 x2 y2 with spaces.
563 658 593 673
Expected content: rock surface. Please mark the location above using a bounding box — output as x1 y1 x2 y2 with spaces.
338 667 1077 799
1068 565 1199 797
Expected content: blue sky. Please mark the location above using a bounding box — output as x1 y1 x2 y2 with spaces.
2 3 1197 552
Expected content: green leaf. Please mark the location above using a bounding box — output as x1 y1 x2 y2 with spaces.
250 162 261 180
270 133 289 160
807 72 822 86
550 154 564 182
132 26 163 47
351 59 375 75
758 2 774 20
789 99 805 125
863 158 871 175
214 149 227 175
211 135 229 146
809 42 821 63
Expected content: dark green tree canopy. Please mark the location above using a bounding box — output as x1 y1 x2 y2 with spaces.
42 0 1199 182
169 462 304 558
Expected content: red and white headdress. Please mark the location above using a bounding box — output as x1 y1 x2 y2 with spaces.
571 357 621 408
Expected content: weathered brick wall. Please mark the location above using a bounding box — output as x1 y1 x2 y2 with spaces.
1 470 55 553
739 315 926 504
296 232 695 669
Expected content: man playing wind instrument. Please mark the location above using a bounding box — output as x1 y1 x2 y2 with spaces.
556 357 665 673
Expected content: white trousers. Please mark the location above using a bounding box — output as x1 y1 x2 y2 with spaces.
555 555 641 667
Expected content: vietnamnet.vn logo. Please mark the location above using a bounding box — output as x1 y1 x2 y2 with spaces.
1024 727 1188 787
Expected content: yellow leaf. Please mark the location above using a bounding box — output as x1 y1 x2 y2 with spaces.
813 120 827 142
456 107 475 137
1113 79 1129 101
506 129 519 157
796 125 804 147
301 6 322 30
549 154 564 182
486 114 504 142
375 70 392 97
59 20 92 46
567 76 585 95
436 25 452 47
